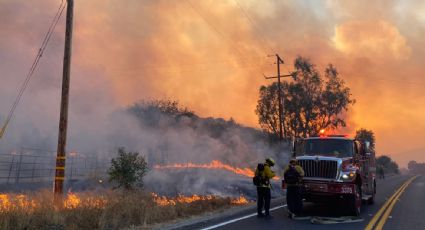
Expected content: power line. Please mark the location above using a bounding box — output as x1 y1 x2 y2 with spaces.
185 0 270 75
108 64 269 77
105 55 271 75
185 0 245 57
282 62 425 88
0 0 66 139
233 0 274 54
362 76 425 87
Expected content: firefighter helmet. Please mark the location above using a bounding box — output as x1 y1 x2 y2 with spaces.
266 158 275 166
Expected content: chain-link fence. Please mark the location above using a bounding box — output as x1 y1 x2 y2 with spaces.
0 147 110 189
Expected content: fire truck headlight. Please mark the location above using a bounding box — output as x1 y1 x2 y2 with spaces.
341 172 356 181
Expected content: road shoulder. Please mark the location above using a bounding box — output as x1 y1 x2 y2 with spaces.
154 197 285 230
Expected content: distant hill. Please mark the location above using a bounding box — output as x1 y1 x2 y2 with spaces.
127 100 290 169
127 100 290 197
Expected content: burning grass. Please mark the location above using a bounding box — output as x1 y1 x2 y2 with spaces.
153 160 256 178
154 160 281 180
0 190 249 230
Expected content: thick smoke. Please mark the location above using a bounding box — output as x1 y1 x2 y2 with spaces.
118 102 289 197
1 0 425 172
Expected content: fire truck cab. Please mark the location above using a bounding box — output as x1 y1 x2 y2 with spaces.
291 135 376 216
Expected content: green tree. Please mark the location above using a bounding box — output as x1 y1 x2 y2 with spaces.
376 155 399 174
408 160 425 174
407 160 417 171
355 129 376 152
108 147 149 190
128 99 196 128
256 56 355 138
256 83 281 136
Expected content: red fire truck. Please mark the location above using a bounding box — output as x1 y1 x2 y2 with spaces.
288 135 376 216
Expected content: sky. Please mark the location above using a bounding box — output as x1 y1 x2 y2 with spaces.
1 0 425 167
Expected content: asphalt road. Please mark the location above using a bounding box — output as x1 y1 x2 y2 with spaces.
189 174 424 230
383 175 425 230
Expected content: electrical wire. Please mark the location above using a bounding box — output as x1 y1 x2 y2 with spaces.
185 0 270 76
363 76 425 87
185 0 245 57
106 55 271 75
233 0 275 54
231 0 425 88
0 0 66 139
370 76 424 89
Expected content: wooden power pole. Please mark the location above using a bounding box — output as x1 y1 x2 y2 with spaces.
54 0 73 199
264 54 293 141
275 54 284 140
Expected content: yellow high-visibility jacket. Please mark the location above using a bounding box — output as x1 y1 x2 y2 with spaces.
283 164 305 187
255 163 276 188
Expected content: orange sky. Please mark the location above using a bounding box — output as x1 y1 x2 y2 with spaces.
1 0 425 167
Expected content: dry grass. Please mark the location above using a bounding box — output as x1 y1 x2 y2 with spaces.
0 190 246 230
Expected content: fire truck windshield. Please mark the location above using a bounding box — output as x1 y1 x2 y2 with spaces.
296 139 354 157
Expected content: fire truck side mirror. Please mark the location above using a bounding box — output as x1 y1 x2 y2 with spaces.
293 139 302 157
364 141 371 151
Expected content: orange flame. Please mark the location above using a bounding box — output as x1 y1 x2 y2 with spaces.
151 193 249 206
0 194 11 211
154 160 281 180
0 192 247 212
0 193 36 211
151 193 214 206
63 192 107 209
154 160 255 178
64 193 81 209
0 192 106 212
231 196 249 205
151 193 177 206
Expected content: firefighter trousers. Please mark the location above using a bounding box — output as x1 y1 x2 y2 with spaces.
257 186 271 216
286 185 303 215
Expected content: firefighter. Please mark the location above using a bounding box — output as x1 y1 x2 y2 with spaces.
255 158 276 219
284 158 305 218
377 165 385 179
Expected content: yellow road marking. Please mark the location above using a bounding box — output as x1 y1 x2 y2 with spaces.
364 176 418 230
375 176 418 230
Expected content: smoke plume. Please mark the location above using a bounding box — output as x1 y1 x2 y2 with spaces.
1 0 425 170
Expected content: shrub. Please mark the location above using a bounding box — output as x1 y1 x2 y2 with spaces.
108 147 149 190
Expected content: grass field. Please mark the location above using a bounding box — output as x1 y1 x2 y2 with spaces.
0 190 248 230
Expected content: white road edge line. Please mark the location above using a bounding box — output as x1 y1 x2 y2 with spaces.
200 204 287 230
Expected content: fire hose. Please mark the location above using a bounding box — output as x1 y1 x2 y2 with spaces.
310 216 364 224
286 207 364 224
290 215 364 224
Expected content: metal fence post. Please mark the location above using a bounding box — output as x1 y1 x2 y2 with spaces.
69 155 74 180
7 155 15 184
15 149 23 184
31 156 37 182
94 156 98 178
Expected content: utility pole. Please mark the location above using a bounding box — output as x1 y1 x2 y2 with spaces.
264 54 293 141
54 0 73 200
275 54 284 141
